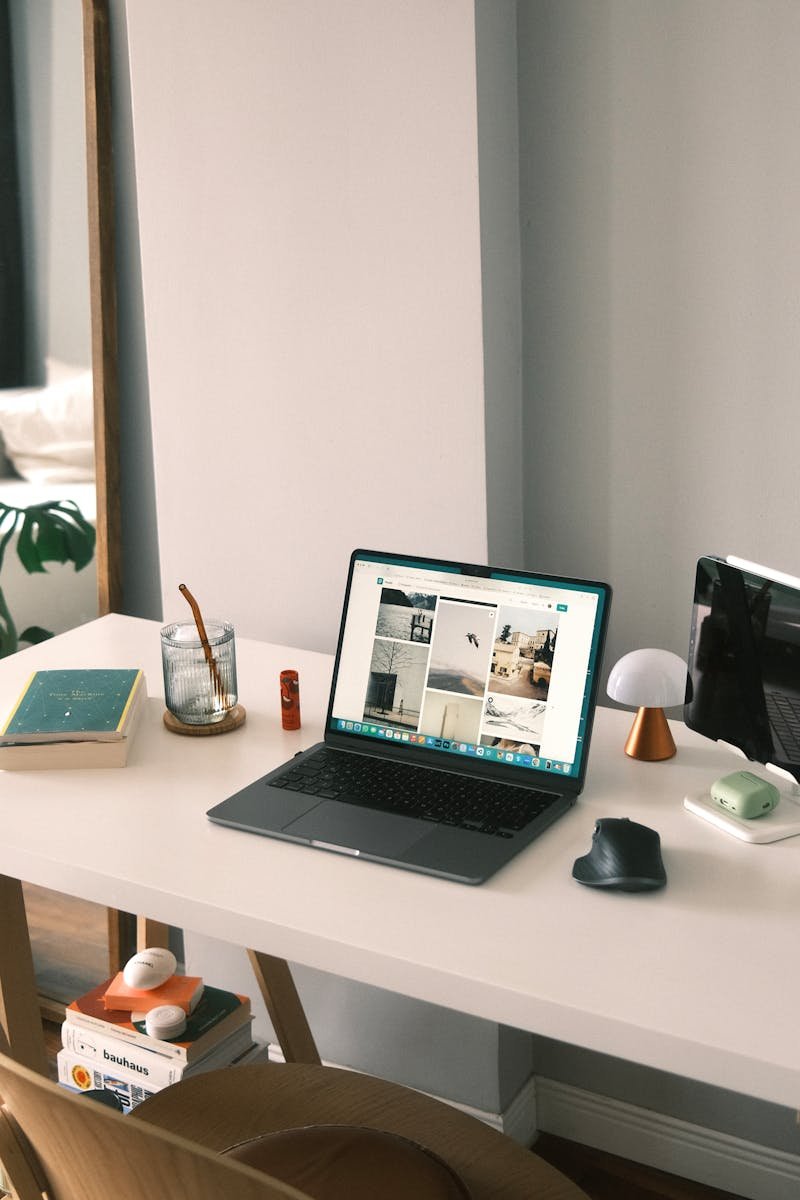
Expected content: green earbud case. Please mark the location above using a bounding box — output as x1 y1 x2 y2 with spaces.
710 770 779 819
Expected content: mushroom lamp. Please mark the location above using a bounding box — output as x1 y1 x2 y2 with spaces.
607 648 688 761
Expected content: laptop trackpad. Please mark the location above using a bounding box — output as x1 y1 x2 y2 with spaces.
283 802 429 858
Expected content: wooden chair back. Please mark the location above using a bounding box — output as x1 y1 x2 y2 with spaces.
0 1050 307 1200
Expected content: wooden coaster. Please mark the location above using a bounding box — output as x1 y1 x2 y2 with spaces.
163 704 247 736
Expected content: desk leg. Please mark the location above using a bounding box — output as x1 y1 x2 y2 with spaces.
107 909 136 972
246 950 320 1066
106 912 171 971
135 917 171 953
0 876 47 1075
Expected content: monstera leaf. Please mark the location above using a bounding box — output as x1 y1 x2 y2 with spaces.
0 499 96 657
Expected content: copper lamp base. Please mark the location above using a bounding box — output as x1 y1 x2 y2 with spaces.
624 706 676 761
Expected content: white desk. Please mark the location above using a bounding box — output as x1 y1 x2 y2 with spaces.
1 615 798 1109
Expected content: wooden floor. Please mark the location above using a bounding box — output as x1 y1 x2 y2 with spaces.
534 1135 745 1200
27 885 746 1200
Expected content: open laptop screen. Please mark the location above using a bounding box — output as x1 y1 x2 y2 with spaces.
326 551 611 793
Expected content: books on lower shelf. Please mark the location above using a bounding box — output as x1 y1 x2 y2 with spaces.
60 976 256 1112
65 978 252 1063
57 1040 265 1113
101 970 205 1015
0 668 146 770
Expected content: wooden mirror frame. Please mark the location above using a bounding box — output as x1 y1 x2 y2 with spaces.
18 3 129 1028
82 0 122 615
84 0 131 976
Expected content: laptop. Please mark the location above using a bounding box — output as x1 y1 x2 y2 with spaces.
207 550 611 884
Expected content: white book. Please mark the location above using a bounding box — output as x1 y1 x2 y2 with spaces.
57 1049 159 1111
60 1020 254 1090
56 1040 266 1112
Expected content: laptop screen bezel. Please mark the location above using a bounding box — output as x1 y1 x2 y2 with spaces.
322 549 611 797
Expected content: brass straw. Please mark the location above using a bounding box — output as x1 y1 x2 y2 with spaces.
179 583 226 707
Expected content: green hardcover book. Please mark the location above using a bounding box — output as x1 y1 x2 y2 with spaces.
65 979 252 1063
0 669 145 744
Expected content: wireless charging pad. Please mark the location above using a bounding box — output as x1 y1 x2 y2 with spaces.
684 791 800 843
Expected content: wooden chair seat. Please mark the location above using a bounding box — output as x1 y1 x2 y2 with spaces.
132 1062 588 1199
222 1123 472 1198
0 1050 588 1200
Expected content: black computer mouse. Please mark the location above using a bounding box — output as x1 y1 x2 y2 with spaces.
572 817 667 892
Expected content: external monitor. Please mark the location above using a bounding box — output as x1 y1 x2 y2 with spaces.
685 555 800 784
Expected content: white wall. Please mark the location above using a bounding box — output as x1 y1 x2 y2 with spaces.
519 0 800 687
121 0 529 1121
126 0 488 650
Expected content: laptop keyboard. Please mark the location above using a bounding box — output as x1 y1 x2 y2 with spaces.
268 748 559 838
766 691 800 759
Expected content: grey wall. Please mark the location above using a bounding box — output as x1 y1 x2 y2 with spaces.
518 0 800 691
531 1035 800 1156
476 0 524 570
516 0 800 1153
181 930 535 1117
108 0 161 622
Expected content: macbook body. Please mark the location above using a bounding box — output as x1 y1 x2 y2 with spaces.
207 550 611 884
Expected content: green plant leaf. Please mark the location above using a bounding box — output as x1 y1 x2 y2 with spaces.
0 507 22 574
41 501 96 570
52 515 95 571
33 516 70 564
52 499 94 534
1 499 95 654
19 625 53 645
0 585 19 658
14 503 96 573
16 510 48 573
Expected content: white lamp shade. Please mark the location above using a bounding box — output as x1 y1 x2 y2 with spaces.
607 648 687 709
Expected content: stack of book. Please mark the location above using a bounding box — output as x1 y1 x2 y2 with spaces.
0 668 147 769
58 974 255 1111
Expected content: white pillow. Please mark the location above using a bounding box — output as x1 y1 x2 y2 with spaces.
0 358 94 484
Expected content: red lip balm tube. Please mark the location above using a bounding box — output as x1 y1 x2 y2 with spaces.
280 670 301 730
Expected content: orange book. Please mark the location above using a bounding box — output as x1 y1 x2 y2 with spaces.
66 979 251 1063
102 972 204 1015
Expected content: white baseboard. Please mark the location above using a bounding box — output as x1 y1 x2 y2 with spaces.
534 1078 800 1200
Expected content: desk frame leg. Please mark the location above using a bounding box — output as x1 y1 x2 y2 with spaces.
0 876 47 1075
107 909 136 972
247 950 320 1066
106 912 171 972
135 917 171 953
